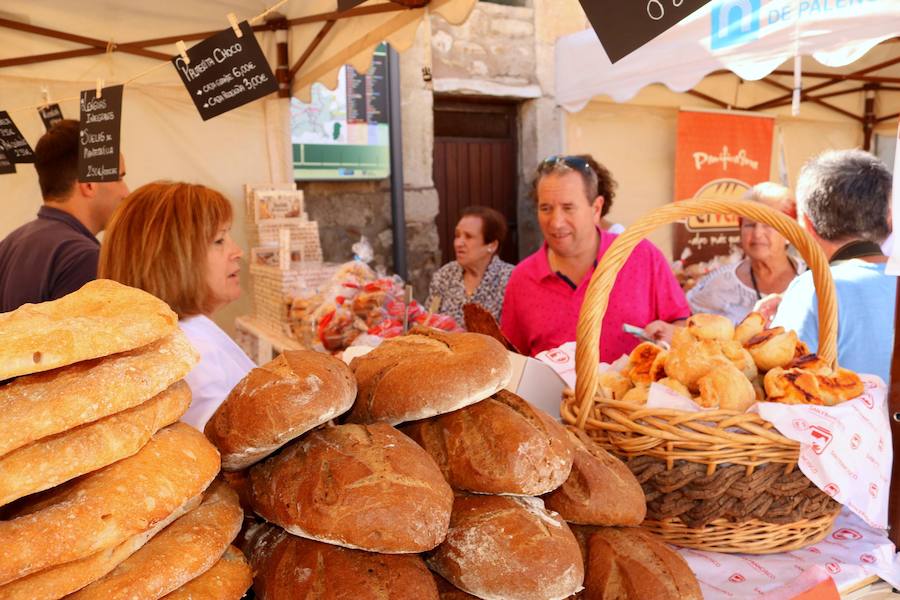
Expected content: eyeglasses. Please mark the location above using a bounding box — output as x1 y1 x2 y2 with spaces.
539 155 593 173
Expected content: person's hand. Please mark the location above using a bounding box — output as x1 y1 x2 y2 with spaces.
644 320 677 345
754 294 782 326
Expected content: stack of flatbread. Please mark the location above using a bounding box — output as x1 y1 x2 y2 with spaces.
0 279 251 600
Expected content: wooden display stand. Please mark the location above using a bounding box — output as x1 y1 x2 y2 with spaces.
234 315 304 366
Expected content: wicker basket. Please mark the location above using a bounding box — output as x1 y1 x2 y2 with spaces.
561 198 842 554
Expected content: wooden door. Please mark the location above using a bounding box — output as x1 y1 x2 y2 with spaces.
433 99 519 265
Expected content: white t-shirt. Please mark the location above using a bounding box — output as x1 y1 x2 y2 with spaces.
178 315 256 430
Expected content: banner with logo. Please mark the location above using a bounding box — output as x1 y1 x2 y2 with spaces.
673 110 774 266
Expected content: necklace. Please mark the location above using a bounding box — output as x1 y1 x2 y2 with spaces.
748 258 797 300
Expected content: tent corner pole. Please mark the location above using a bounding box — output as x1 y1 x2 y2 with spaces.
387 44 408 281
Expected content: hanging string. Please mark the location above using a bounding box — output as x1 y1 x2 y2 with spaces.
5 0 290 116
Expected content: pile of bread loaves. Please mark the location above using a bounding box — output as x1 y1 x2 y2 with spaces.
600 312 864 410
205 325 703 599
0 280 251 599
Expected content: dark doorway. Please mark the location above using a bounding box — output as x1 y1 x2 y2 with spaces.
433 98 519 265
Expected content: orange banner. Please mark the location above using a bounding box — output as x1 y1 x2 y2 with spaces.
673 110 774 265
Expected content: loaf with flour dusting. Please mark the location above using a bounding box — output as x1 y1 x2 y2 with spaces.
162 545 251 600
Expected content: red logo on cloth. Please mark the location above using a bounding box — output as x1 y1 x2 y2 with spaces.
850 433 862 450
729 573 746 583
793 419 809 431
824 483 840 497
861 554 877 564
861 394 874 409
807 547 822 554
826 562 842 574
545 349 569 364
879 438 885 452
870 483 879 498
809 425 833 455
832 528 863 541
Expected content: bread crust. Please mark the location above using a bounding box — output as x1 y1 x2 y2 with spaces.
0 279 177 380
402 391 574 496
162 545 252 600
0 423 220 585
247 524 439 599
348 326 512 425
249 423 453 553
427 495 584 600
0 380 190 507
205 350 357 470
0 329 198 457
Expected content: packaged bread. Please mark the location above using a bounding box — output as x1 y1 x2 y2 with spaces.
401 390 574 496
249 423 452 553
205 350 357 470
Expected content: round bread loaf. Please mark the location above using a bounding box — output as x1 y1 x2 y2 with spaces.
0 380 191 507
0 279 178 381
0 495 202 600
0 423 220 585
427 495 584 600
541 427 645 526
162 545 252 600
205 350 357 470
582 527 701 600
402 390 574 496
247 523 439 599
434 574 479 599
347 326 512 425
249 423 453 553
68 480 243 599
0 329 198 457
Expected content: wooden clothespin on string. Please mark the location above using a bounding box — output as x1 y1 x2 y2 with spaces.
226 13 243 38
175 41 190 65
40 87 51 109
96 79 104 99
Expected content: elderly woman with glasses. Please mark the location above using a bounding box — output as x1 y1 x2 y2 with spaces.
686 182 804 324
500 154 690 360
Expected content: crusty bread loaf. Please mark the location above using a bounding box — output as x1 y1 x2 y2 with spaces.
428 494 584 600
0 329 198 457
0 423 220 585
69 480 243 599
205 350 357 470
0 279 178 380
247 523 439 599
162 545 252 600
347 326 512 425
582 527 701 600
541 427 645 526
434 573 480 599
249 423 452 553
0 495 201 600
0 380 190 507
402 390 574 496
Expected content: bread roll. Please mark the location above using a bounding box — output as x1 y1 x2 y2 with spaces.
621 384 649 405
0 381 190 507
428 495 584 600
0 495 201 600
597 370 633 400
247 523 439 599
0 279 177 380
435 573 480 599
0 329 197 457
401 390 574 496
687 313 734 341
764 366 864 406
348 326 512 425
696 360 756 411
735 311 766 345
665 336 728 391
205 350 357 470
745 327 798 371
0 423 220 585
542 427 645 526
162 546 251 600
249 423 452 553
626 342 665 385
68 480 243 599
582 527 701 600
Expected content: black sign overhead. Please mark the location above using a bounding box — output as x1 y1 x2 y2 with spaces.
0 112 35 163
78 84 124 183
38 103 64 131
579 0 712 63
0 149 15 175
338 0 367 9
173 20 279 122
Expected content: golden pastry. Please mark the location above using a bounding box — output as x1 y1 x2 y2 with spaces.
621 385 649 405
657 377 691 399
734 312 766 345
745 327 799 372
597 370 633 400
687 314 734 341
696 360 756 411
627 342 665 385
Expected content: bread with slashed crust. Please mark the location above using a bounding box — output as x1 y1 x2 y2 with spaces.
162 545 251 600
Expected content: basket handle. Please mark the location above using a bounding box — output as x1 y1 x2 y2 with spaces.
574 198 837 428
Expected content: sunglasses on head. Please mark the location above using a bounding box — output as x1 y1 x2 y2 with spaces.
539 155 592 173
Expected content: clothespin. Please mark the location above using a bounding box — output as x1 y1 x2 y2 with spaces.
40 87 51 109
226 13 243 38
96 79 104 99
175 40 190 65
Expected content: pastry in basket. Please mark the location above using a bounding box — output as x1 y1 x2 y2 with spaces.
734 311 766 345
764 364 864 406
597 369 633 400
719 338 758 380
696 360 756 411
621 384 649 405
686 313 734 341
664 334 731 391
658 377 691 398
745 326 799 371
626 342 666 385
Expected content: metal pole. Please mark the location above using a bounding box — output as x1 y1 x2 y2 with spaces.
387 44 408 280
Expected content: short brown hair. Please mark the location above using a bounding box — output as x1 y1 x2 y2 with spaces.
460 205 507 247
98 181 234 317
34 119 79 200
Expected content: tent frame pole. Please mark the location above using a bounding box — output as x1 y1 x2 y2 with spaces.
387 44 408 281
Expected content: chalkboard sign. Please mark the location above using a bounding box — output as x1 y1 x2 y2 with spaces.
78 84 124 183
172 20 279 122
0 149 15 174
338 0 367 10
0 112 35 163
579 0 712 63
38 104 64 131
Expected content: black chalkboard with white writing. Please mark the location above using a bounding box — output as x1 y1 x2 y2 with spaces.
0 112 35 163
338 0 367 10
38 104 64 131
579 0 711 63
78 84 123 183
0 149 15 174
173 20 279 121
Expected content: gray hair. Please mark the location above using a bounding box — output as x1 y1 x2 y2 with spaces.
795 149 891 242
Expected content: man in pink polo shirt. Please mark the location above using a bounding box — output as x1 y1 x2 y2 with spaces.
501 155 689 361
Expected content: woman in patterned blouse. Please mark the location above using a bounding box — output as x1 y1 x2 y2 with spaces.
426 206 514 328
